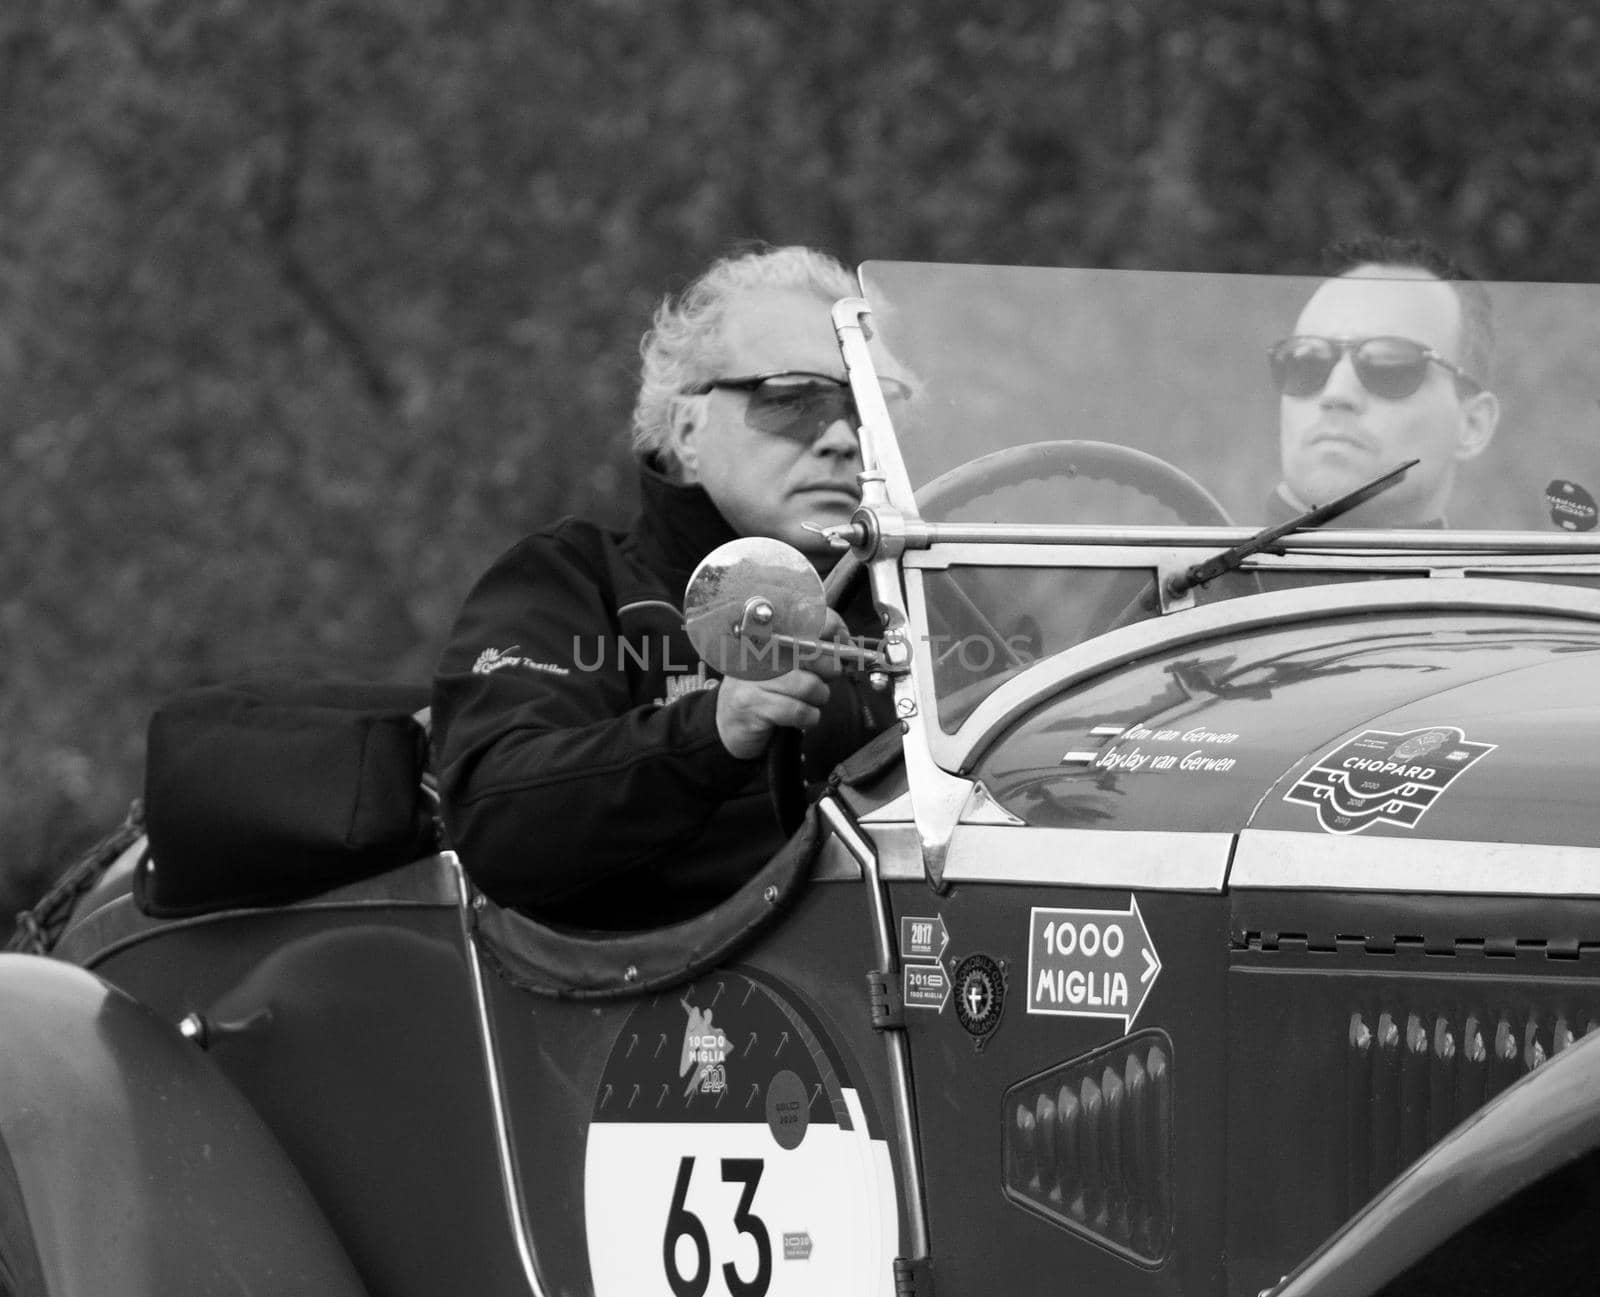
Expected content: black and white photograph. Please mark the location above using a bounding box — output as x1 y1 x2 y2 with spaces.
5 2 1600 1293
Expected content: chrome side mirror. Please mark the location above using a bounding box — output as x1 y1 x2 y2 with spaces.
684 538 882 680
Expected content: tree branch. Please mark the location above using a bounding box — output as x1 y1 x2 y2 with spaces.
254 7 399 408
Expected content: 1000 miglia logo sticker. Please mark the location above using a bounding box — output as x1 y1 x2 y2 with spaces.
1284 726 1495 834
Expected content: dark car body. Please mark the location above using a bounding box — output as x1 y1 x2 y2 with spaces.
9 262 1600 1297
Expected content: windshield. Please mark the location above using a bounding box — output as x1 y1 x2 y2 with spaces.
859 261 1600 534
853 262 1600 739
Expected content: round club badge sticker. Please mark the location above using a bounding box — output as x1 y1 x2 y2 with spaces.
1545 480 1599 532
584 968 897 1297
951 953 1006 1042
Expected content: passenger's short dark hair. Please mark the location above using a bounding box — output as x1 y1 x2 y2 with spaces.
1320 235 1494 389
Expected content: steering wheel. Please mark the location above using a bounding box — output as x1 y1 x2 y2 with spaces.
773 443 1237 835
823 438 1234 603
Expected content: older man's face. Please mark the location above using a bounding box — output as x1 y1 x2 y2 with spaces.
675 286 904 559
1278 270 1491 526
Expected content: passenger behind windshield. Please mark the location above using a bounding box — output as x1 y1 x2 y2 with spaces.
1267 237 1502 528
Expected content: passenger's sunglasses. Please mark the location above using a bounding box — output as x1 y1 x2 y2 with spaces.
1268 335 1481 401
685 371 912 444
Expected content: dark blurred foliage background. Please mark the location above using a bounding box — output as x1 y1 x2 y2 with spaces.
5 0 1600 927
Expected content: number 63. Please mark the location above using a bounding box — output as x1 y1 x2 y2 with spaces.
663 1155 771 1297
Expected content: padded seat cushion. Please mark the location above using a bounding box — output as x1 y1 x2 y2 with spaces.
139 680 437 918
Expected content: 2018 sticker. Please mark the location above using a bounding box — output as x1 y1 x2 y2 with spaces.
1283 725 1495 834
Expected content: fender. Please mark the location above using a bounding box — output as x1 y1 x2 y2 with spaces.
1271 1026 1600 1296
0 954 365 1297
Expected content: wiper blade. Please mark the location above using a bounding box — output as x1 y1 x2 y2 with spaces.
1166 458 1419 601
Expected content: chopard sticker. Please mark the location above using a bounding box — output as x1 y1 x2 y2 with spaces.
471 645 570 676
1283 725 1496 834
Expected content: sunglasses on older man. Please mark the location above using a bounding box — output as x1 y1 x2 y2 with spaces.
1268 335 1481 401
686 371 912 444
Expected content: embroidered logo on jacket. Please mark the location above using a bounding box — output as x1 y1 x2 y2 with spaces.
472 645 570 677
656 663 717 706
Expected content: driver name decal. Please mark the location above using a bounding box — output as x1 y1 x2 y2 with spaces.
1284 725 1495 834
1065 723 1242 775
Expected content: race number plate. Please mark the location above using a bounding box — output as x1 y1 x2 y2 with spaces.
584 968 897 1297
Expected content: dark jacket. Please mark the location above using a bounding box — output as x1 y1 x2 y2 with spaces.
432 461 892 928
1265 481 1445 529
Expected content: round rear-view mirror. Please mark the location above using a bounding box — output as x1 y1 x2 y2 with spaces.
683 538 827 681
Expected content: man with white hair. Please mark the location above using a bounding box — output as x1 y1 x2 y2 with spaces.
432 246 903 927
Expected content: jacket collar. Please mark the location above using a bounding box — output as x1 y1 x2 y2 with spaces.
632 456 741 591
1265 481 1446 530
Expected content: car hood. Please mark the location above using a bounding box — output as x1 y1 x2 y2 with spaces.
972 609 1600 846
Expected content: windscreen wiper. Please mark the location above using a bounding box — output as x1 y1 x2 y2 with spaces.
1165 458 1418 601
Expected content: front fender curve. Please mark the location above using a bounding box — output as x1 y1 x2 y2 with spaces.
0 953 365 1297
1271 1025 1600 1297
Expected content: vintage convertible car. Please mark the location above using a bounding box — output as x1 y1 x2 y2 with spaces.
9 262 1600 1296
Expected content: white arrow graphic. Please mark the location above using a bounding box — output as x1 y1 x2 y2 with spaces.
1026 895 1162 1031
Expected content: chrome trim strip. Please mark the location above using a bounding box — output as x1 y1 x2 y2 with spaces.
940 826 1233 891
871 825 931 880
449 852 549 1297
901 525 1600 554
858 790 913 824
906 541 1600 573
811 834 865 881
907 543 1230 569
1231 830 1600 896
61 851 462 969
818 798 931 1265
961 780 1027 825
947 578 1600 773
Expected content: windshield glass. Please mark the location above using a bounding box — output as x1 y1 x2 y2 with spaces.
855 262 1600 738
859 261 1600 534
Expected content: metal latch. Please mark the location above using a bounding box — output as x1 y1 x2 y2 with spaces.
867 967 904 1030
894 1255 935 1296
